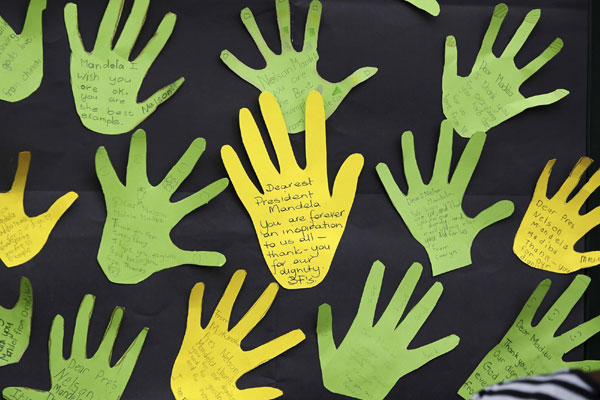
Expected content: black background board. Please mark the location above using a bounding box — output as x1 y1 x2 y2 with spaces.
0 0 591 398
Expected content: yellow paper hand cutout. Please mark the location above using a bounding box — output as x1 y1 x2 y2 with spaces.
221 91 364 289
171 270 305 400
514 157 600 273
0 152 78 267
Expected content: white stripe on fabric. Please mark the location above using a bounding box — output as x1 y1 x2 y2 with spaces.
490 371 594 393
484 380 591 399
473 395 536 400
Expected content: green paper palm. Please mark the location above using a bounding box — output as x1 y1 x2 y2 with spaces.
376 120 514 276
317 261 459 400
64 0 184 135
96 129 229 284
221 0 377 134
0 0 45 102
443 3 568 137
0 277 32 367
459 275 600 399
2 294 147 400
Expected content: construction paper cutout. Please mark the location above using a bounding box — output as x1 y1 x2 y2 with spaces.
404 0 440 16
0 0 45 102
171 269 305 400
96 129 229 284
2 294 148 400
220 0 377 134
376 120 514 276
458 275 600 399
318 260 459 400
442 3 568 138
514 157 600 274
0 277 32 367
221 91 363 289
64 0 184 135
0 152 78 268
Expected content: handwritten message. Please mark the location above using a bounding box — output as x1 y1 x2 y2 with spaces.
71 55 181 135
403 188 475 267
0 318 28 365
222 91 363 290
0 152 78 268
1 294 148 400
96 130 227 284
172 273 305 399
98 189 178 283
442 4 568 138
459 275 599 399
514 157 600 274
459 323 559 398
254 178 348 288
247 50 324 133
318 262 459 400
377 127 514 276
0 277 32 367
0 0 45 102
171 311 247 400
65 1 183 134
514 199 577 273
443 58 514 136
322 337 451 400
0 19 42 101
5 358 120 400
0 209 46 266
221 0 376 133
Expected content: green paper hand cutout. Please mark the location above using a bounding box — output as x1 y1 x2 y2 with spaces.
459 275 600 399
0 277 32 367
221 0 377 134
64 0 184 135
318 261 459 400
376 120 514 276
0 0 45 102
404 0 440 16
2 294 148 400
443 3 568 137
96 129 229 284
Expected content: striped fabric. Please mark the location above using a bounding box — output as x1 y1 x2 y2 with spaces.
471 370 600 400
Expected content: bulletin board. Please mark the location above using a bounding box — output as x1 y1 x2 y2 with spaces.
0 0 593 399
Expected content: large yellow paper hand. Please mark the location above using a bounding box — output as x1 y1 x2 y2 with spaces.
0 152 78 267
221 91 364 289
514 157 600 273
171 270 306 400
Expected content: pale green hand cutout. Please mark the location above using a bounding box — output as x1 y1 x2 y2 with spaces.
404 0 440 16
376 120 514 276
221 0 377 134
2 294 148 400
0 277 32 367
443 3 568 137
64 0 184 135
96 129 229 284
317 260 459 400
459 275 600 399
0 0 45 102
